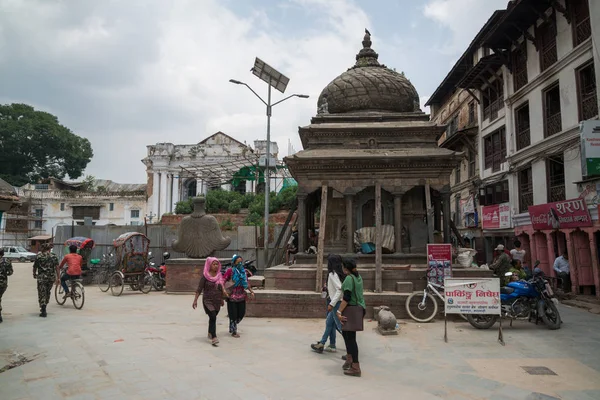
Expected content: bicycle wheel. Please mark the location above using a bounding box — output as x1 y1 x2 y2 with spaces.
55 283 67 305
139 273 152 294
96 270 110 292
71 282 85 310
405 291 438 323
110 272 124 297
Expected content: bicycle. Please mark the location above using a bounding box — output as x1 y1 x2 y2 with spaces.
55 273 85 310
405 279 466 323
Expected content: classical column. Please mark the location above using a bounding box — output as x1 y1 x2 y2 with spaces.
375 182 383 293
393 192 404 254
196 179 203 196
441 191 451 244
159 172 167 219
152 171 160 217
565 231 578 294
345 194 355 253
297 194 307 253
172 175 181 208
588 232 600 298
166 174 172 213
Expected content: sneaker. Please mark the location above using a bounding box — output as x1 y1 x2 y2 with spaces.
62 293 70 299
326 345 337 353
311 342 324 354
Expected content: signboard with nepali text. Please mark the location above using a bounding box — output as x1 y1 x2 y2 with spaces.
482 203 511 230
528 198 592 230
580 120 600 177
427 244 452 285
444 278 501 315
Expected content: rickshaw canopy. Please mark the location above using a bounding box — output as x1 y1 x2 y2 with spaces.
113 232 150 256
64 237 95 249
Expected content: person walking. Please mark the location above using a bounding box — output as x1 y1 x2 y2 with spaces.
223 254 254 338
33 243 58 317
192 257 228 345
0 249 14 323
311 254 344 353
337 257 366 377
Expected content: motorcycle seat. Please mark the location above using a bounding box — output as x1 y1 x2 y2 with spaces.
500 287 515 295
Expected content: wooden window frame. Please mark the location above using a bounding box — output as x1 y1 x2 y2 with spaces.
546 155 566 203
569 0 591 47
518 167 533 213
483 126 506 172
512 40 528 92
576 60 598 121
72 206 101 220
478 180 509 206
543 81 562 138
537 13 557 72
515 102 531 151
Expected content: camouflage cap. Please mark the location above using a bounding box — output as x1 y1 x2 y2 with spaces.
41 243 53 251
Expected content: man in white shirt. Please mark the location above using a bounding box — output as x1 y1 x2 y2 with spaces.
553 252 571 292
510 240 526 263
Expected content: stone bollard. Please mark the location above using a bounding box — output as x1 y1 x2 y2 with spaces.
374 305 398 335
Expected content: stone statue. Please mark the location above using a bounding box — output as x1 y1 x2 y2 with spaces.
374 305 398 335
317 94 329 114
172 197 231 258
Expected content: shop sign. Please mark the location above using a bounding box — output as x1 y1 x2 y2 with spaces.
461 195 478 227
580 120 600 178
528 198 592 230
427 244 452 285
444 278 501 315
482 203 511 230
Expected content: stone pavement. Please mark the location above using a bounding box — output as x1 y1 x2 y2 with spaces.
1 263 600 400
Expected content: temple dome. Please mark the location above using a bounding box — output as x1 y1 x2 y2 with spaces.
317 30 420 114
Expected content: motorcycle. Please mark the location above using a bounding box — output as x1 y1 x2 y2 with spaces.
466 262 562 330
146 251 170 291
221 259 257 277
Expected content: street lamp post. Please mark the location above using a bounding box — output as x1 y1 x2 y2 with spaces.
230 58 308 269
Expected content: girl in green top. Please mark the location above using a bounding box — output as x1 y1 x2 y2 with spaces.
336 257 365 377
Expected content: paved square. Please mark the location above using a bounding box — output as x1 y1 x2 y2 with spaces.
1 263 600 399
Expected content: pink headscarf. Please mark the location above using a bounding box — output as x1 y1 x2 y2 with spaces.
203 257 224 285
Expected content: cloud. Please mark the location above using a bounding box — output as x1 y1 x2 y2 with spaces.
0 0 371 183
423 0 507 55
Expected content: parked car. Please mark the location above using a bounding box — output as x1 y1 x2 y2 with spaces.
2 246 37 262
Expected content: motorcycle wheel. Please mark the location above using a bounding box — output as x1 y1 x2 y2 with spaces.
152 276 165 291
538 299 561 330
466 314 498 329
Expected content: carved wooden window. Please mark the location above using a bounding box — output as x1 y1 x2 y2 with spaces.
570 0 591 47
479 180 509 206
515 102 530 151
468 150 476 178
448 114 459 136
72 206 100 220
483 126 506 172
518 167 533 213
543 82 561 137
537 17 557 72
468 101 475 125
482 77 503 121
547 155 566 202
512 41 528 92
576 61 598 121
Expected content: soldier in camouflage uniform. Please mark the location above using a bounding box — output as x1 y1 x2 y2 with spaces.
33 243 58 317
0 249 14 323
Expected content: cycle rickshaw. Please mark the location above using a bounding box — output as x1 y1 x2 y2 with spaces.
64 237 96 285
107 232 153 296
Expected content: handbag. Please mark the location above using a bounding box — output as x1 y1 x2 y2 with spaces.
224 280 235 296
341 275 365 332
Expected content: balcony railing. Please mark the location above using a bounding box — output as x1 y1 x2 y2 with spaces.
513 68 528 92
575 17 591 47
548 184 566 203
581 91 598 120
545 112 562 137
519 191 533 214
541 43 557 72
516 127 531 151
483 99 502 121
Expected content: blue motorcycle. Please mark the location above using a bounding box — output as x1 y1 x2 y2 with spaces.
467 262 562 330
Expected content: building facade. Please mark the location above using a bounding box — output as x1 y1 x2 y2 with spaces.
432 0 600 294
0 178 147 248
142 132 286 221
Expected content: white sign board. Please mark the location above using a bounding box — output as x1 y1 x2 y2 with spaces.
443 278 501 315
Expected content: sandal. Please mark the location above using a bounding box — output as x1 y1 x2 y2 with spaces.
211 337 219 345
232 333 240 338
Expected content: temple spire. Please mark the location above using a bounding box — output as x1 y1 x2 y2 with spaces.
355 28 380 67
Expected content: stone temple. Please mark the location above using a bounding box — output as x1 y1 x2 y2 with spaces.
248 31 490 318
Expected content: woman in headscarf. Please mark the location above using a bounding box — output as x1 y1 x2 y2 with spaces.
223 254 255 338
192 257 228 345
311 254 344 353
337 257 365 377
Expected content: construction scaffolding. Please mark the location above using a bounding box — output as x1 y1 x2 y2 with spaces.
0 192 46 248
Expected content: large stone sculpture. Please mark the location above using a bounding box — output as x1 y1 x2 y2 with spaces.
172 196 231 258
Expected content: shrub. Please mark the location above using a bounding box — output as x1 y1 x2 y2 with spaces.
277 186 297 210
240 193 255 208
220 218 236 231
175 198 193 214
228 200 241 214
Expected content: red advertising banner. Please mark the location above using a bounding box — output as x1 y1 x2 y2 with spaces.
482 203 511 230
529 198 592 230
427 244 452 285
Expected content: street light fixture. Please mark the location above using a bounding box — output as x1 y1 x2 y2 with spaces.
230 57 309 269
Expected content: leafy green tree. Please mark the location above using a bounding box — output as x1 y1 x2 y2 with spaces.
0 103 93 186
175 198 194 214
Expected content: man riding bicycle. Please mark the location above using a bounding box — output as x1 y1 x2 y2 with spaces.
57 245 83 299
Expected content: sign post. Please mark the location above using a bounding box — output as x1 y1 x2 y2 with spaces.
443 277 503 345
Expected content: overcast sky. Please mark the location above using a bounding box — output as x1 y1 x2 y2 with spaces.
0 0 508 184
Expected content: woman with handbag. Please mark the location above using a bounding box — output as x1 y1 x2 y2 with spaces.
337 257 365 377
311 254 344 353
192 257 228 346
223 255 255 338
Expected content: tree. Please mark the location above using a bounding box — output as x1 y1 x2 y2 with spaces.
0 103 93 186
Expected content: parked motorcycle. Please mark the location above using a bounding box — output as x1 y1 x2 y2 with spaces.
221 259 257 277
467 262 562 330
147 252 170 291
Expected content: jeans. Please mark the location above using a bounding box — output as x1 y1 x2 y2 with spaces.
558 271 571 292
61 273 80 293
342 331 359 363
203 304 219 338
320 302 341 346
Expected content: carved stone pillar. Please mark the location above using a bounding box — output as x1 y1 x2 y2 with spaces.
345 194 354 253
441 191 451 244
297 194 307 253
393 192 404 254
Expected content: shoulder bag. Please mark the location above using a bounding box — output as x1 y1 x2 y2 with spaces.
341 275 365 332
